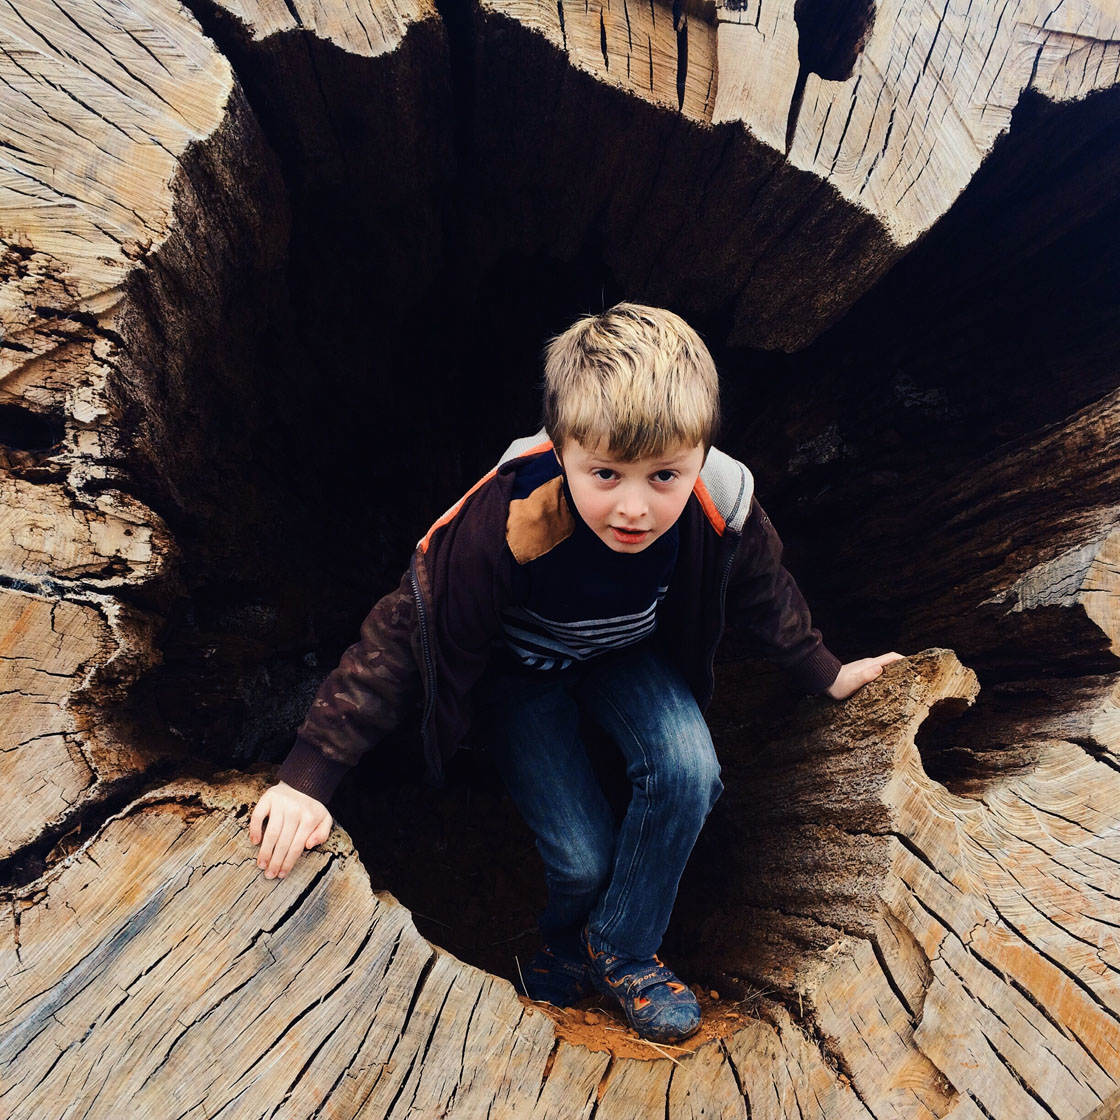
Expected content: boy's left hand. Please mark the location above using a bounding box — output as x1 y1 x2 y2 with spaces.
825 652 905 700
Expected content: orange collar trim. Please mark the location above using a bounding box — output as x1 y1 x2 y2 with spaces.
692 477 726 535
419 439 554 553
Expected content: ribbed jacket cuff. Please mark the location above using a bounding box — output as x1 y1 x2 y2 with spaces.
276 737 351 805
790 643 843 695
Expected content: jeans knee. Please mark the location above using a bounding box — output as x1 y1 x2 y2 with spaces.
543 836 612 897
692 750 723 812
707 765 724 812
651 740 722 816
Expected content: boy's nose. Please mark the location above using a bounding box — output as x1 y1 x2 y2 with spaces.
615 488 649 521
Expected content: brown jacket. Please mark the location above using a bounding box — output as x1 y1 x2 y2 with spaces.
278 434 841 803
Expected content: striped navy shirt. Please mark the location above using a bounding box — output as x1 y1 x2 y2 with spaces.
500 464 679 671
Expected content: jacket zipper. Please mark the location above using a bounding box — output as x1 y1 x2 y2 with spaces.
408 556 441 780
702 535 739 709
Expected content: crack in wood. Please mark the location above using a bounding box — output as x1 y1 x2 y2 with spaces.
976 896 1120 1057
450 975 489 1104
39 0 192 131
239 856 336 954
536 1037 563 1102
348 946 438 1116
717 1037 751 1116
0 867 192 1059
828 73 862 174
1 14 178 166
0 1 1118 1113
585 1053 615 1119
941 944 1106 1110
267 999 352 1118
977 1030 1064 1120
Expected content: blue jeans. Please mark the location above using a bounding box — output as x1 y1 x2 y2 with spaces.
479 643 723 961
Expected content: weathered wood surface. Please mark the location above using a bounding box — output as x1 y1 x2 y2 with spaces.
796 384 1120 683
485 0 1120 241
897 388 1120 676
0 0 289 861
478 0 1120 345
714 0 1120 243
0 0 222 860
685 649 1120 1118
0 0 1115 865
4 651 1120 1117
203 0 431 48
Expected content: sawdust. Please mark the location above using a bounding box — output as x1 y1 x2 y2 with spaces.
523 986 762 1061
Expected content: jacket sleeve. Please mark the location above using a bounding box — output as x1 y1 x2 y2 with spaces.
724 497 841 693
276 567 422 804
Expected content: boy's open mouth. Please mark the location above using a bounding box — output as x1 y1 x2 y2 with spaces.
611 527 651 543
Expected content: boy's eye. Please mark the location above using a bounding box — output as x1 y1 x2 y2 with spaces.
592 468 617 481
652 470 678 483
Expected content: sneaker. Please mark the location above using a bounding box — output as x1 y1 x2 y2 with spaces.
583 928 701 1043
522 942 596 1007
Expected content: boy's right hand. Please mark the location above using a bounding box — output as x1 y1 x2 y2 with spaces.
249 781 333 880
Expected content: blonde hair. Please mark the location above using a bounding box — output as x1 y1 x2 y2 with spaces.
542 303 720 460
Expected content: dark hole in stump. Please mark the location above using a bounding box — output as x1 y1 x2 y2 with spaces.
793 0 876 81
0 403 64 452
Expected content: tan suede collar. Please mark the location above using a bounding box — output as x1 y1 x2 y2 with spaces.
505 475 575 564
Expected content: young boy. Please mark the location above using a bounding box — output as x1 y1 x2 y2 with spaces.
249 303 900 1044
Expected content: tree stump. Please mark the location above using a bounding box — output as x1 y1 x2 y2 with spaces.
3 651 1120 1117
1 0 1119 1115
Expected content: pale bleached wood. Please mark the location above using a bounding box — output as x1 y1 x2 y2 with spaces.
1 592 103 858
485 0 1120 247
476 0 1120 348
667 1039 750 1119
1089 1088 1120 1119
213 0 436 52
595 1055 674 1118
0 0 285 866
529 1041 611 1119
712 0 800 149
716 0 1120 243
811 936 956 1119
1 779 432 1118
1 0 1118 1114
492 0 718 121
0 0 234 299
893 739 1120 1114
721 1010 874 1119
0 777 560 1118
471 0 903 349
0 478 168 583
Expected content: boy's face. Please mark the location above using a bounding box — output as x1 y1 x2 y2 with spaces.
558 437 707 553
